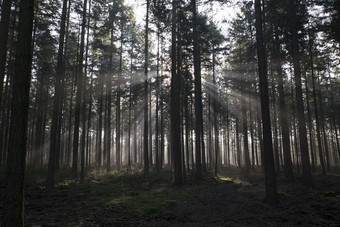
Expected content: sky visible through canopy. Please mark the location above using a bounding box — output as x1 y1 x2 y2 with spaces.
126 0 239 36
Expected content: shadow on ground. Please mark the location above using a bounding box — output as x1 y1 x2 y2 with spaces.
1 166 340 226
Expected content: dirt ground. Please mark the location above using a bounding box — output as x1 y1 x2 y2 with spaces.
1 167 340 226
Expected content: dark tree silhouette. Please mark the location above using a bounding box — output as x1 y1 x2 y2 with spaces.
3 0 34 225
254 0 278 204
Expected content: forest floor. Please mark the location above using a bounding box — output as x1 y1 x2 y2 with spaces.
1 166 340 226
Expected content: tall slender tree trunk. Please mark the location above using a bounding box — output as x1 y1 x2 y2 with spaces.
288 0 312 186
80 73 87 182
128 39 134 169
160 82 164 169
311 71 326 174
226 98 230 167
254 0 278 204
3 0 34 224
97 74 103 168
160 36 165 169
72 0 87 179
249 94 255 168
105 27 114 172
155 26 160 173
242 90 251 174
290 78 300 174
214 110 220 175
80 0 91 181
235 116 241 167
208 95 212 168
304 73 316 171
149 80 152 166
0 0 12 107
271 74 280 173
85 0 92 169
274 29 294 180
0 75 11 166
255 85 264 167
116 29 123 171
171 0 182 184
186 106 190 171
133 105 137 165
47 0 68 188
193 0 202 179
86 73 93 168
317 75 330 171
143 0 150 175
330 85 340 160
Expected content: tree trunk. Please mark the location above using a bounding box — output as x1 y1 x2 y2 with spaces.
143 0 149 175
3 0 34 224
171 0 182 184
274 29 294 180
242 90 251 174
72 0 87 179
249 94 255 168
271 73 280 174
47 0 68 188
288 0 313 186
116 29 123 171
128 39 133 169
192 0 202 179
155 25 160 173
304 72 316 171
317 75 330 171
97 73 103 168
86 71 93 168
80 0 91 181
330 84 340 160
290 77 300 174
254 0 278 204
85 0 92 169
235 116 241 167
208 95 212 168
0 0 12 107
212 48 219 175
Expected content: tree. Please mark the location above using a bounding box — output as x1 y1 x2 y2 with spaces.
170 0 182 184
288 0 313 186
0 0 12 107
309 31 326 175
47 0 68 189
254 0 278 204
192 0 202 179
144 0 150 176
267 0 294 180
72 0 88 179
3 0 35 225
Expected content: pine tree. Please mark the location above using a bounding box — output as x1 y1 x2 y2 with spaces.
3 0 34 225
254 0 278 204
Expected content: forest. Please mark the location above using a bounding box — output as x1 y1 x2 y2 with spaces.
0 0 340 225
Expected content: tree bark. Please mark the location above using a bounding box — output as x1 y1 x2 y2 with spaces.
3 0 34 224
155 25 160 173
0 0 12 107
47 0 68 188
171 0 182 184
254 0 278 204
116 28 123 171
274 29 294 180
193 0 202 179
288 0 313 186
72 0 87 179
143 0 150 175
